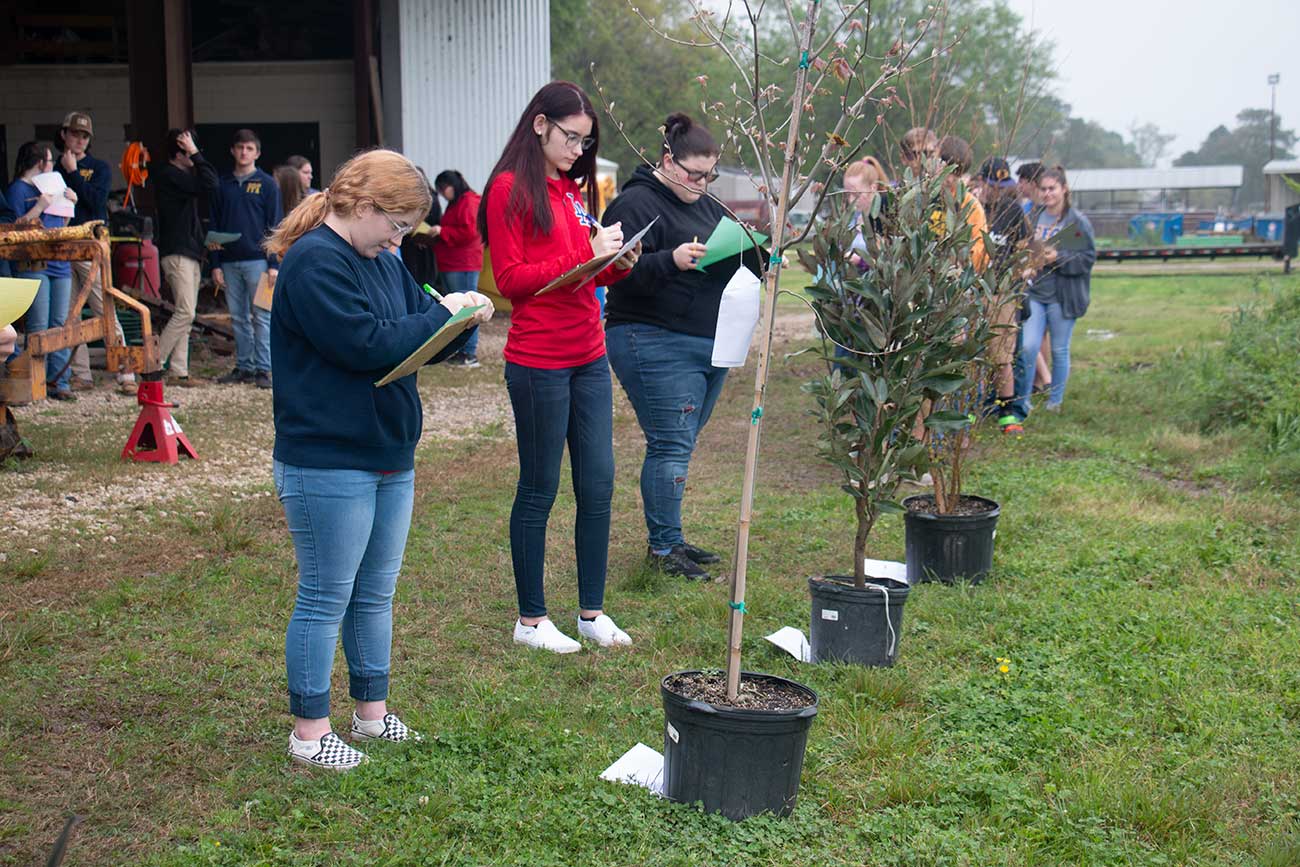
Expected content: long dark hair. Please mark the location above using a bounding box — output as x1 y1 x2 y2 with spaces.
434 169 473 203
274 164 304 216
478 81 599 243
14 141 53 179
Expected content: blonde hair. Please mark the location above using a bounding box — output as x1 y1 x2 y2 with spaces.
264 148 432 257
844 155 890 188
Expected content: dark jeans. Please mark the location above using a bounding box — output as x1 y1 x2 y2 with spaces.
606 323 727 551
504 357 615 618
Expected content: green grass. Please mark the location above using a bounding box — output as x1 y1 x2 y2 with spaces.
3 270 1300 866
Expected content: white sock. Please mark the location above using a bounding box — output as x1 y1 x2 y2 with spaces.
289 732 321 755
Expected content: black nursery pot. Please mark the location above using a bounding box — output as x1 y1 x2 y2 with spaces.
903 494 1001 584
808 575 910 667
660 672 818 821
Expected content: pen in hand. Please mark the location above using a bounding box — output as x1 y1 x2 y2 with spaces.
422 283 444 301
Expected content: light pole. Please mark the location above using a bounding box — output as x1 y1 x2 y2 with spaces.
1269 73 1280 161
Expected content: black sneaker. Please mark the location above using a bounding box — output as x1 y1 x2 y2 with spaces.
647 545 710 580
447 352 481 369
217 368 253 385
680 542 721 565
255 371 272 390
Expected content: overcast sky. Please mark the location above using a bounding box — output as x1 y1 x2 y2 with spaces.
1005 0 1300 164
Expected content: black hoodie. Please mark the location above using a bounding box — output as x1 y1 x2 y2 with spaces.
601 164 759 338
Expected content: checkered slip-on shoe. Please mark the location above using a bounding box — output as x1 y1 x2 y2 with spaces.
288 731 368 771
351 712 424 743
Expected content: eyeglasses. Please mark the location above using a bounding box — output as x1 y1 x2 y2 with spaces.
546 118 595 152
379 209 415 239
679 165 720 184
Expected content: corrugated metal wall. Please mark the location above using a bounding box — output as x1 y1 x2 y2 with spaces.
391 0 551 192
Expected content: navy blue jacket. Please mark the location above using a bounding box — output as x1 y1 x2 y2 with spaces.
210 167 282 266
59 153 111 225
271 225 472 472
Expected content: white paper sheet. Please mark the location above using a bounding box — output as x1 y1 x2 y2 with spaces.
33 172 75 219
600 742 665 795
863 558 909 585
711 265 761 368
765 626 812 663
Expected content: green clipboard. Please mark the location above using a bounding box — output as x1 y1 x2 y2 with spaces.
204 230 242 246
374 305 484 387
1048 222 1091 252
696 217 769 271
0 277 41 328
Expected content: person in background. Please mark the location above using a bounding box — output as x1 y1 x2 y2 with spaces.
274 165 306 217
974 156 1032 434
0 325 15 360
480 81 639 654
936 136 988 270
602 112 748 581
155 129 219 387
1016 161 1044 216
898 127 939 178
843 156 891 271
7 141 77 400
266 148 493 770
210 128 283 389
57 110 133 394
1018 166 1096 415
429 169 484 368
1016 160 1054 394
285 155 318 195
398 170 441 290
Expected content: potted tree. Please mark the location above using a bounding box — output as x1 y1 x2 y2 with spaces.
901 179 1024 584
601 0 937 819
799 167 992 664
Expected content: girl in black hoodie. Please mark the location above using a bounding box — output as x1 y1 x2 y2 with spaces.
602 113 746 580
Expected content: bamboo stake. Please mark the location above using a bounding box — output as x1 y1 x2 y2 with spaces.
725 0 821 702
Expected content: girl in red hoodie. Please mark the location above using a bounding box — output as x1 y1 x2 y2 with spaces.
479 81 639 654
431 169 485 366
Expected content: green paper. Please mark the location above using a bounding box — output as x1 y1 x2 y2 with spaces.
696 217 768 270
374 305 484 387
204 230 242 246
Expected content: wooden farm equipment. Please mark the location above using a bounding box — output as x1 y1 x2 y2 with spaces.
0 221 196 462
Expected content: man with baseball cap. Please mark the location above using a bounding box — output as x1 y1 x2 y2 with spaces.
58 109 135 394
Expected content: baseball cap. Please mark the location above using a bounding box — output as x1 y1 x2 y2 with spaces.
978 157 1015 186
61 111 94 137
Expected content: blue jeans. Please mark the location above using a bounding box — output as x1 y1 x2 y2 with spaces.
504 358 614 618
274 461 415 719
606 324 727 551
23 273 72 390
1018 298 1076 409
223 259 271 373
441 270 480 358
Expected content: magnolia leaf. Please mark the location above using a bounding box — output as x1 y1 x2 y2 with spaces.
876 499 905 515
925 410 974 432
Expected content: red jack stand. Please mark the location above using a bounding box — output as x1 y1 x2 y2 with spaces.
121 379 199 463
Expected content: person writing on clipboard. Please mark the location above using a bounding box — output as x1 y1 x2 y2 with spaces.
602 113 761 581
480 81 640 655
264 149 492 771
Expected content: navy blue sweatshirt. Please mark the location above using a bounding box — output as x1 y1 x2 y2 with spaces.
601 165 761 338
210 167 282 266
271 225 472 472
59 152 111 225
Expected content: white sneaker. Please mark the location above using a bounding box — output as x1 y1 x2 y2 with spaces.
288 731 367 771
351 711 423 743
577 613 632 647
513 619 582 654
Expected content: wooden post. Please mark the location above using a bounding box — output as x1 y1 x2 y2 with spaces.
724 1 822 702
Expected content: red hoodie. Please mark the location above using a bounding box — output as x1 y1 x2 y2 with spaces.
485 171 628 369
433 191 483 272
